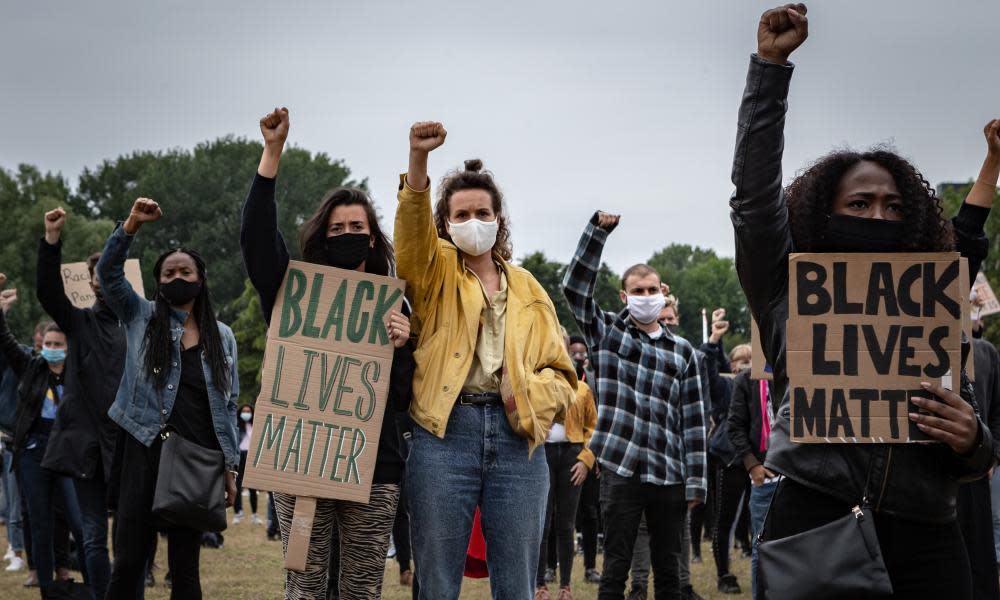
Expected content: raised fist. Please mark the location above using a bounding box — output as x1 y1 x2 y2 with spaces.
985 119 1000 156
124 198 162 234
0 274 17 314
44 207 67 243
260 107 290 146
409 121 447 153
757 3 808 65
595 211 621 232
711 308 726 324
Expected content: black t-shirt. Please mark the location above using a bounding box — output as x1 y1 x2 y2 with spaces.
167 344 220 452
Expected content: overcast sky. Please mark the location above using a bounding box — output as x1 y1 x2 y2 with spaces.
3 0 998 274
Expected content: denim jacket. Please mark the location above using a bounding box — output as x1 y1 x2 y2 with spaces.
96 225 240 470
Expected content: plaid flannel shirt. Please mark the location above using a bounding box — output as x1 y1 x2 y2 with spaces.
562 215 707 501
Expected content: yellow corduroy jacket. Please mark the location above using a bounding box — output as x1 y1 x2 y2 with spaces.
565 380 598 468
394 175 576 454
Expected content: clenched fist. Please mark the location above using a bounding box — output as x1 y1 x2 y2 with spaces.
261 107 290 147
123 198 162 234
757 4 808 65
985 119 1000 157
44 207 67 244
0 274 17 314
595 211 620 232
409 122 447 154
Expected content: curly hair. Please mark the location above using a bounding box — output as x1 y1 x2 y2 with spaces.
433 159 513 261
785 148 954 252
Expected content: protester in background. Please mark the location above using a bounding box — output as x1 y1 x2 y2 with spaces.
99 198 239 600
0 275 89 598
732 5 1000 597
0 304 27 575
35 207 127 600
396 121 575 599
535 330 598 600
725 362 776 598
569 336 603 586
564 212 707 600
957 329 1000 600
233 404 260 525
242 108 415 600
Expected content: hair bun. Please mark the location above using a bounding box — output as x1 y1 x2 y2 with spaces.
464 159 483 173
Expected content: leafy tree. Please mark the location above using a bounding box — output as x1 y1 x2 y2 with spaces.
0 165 115 338
230 279 269 405
518 251 621 336
73 137 361 319
647 243 748 349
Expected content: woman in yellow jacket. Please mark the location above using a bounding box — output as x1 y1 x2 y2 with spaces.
395 121 576 600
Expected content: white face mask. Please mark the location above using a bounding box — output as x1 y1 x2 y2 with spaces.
240 412 252 422
627 294 666 325
447 218 499 257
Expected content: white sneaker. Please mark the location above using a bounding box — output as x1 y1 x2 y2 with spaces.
232 512 244 524
251 514 262 525
5 556 25 572
3 546 13 561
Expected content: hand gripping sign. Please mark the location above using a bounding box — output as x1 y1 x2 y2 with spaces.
243 261 404 570
787 253 964 444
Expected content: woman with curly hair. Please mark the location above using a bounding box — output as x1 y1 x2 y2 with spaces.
732 4 1000 598
395 122 576 599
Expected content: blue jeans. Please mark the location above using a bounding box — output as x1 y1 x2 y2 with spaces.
407 404 549 599
2 447 24 551
74 476 110 600
749 479 778 598
19 445 87 590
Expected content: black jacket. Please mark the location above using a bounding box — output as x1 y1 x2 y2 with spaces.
241 173 416 484
972 339 1000 448
730 55 995 523
36 238 127 481
0 310 59 468
726 370 775 472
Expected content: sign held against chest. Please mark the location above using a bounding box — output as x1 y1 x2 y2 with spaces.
787 253 963 444
62 259 145 308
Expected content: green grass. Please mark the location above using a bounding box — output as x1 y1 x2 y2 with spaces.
0 520 751 599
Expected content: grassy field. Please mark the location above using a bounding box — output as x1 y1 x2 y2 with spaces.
0 518 751 599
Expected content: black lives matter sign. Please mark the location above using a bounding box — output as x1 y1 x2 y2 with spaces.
787 253 962 443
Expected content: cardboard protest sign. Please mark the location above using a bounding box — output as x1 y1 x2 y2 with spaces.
750 319 773 381
242 261 404 569
973 271 1000 318
244 260 404 500
787 253 962 444
62 259 144 307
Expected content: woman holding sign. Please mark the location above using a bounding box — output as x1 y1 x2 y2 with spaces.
98 199 240 600
241 107 415 600
731 4 1000 598
396 122 576 599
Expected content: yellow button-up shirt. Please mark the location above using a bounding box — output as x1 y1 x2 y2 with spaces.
463 269 507 394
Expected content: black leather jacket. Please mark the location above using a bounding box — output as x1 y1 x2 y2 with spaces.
730 55 997 523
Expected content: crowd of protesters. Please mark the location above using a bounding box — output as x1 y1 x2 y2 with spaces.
1 4 1000 600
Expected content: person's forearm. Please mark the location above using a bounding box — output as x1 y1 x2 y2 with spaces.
407 151 429 191
258 142 283 179
966 153 1000 209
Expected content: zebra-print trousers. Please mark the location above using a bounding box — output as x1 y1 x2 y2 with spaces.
273 484 400 600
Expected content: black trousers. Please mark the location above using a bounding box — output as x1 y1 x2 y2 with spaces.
393 479 412 574
576 467 601 570
713 462 749 578
956 477 1000 600
598 472 686 600
106 434 203 600
764 478 973 600
537 443 584 587
234 450 257 515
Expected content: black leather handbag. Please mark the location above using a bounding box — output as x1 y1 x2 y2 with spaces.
151 388 228 532
756 473 893 599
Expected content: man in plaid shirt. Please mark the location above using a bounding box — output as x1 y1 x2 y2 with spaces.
562 211 707 600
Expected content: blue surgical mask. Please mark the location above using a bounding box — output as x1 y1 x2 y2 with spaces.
240 412 252 423
41 348 66 365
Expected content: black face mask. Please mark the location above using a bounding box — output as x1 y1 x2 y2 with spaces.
159 278 202 306
573 359 587 379
325 234 371 270
817 214 906 253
